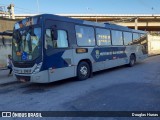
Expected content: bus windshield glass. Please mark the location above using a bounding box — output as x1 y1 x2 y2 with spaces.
12 26 41 61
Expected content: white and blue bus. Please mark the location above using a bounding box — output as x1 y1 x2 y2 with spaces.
12 14 148 83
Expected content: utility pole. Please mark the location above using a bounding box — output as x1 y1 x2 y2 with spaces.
151 7 154 16
37 0 40 14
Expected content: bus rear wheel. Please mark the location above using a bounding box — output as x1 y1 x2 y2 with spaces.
77 61 90 80
128 54 136 67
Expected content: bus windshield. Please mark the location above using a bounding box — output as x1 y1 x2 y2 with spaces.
12 26 41 61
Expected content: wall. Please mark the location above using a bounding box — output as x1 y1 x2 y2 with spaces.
0 18 16 32
148 35 160 56
0 18 16 68
0 36 12 68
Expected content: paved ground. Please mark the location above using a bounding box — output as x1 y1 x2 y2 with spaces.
0 69 17 85
0 55 160 120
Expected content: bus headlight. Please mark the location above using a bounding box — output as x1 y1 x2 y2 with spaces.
33 62 42 74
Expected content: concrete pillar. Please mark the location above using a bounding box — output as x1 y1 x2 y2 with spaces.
135 18 138 30
7 4 15 19
10 4 15 19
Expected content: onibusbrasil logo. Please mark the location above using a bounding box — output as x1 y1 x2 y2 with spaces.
2 112 42 118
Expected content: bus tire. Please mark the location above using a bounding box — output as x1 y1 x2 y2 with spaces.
77 61 90 80
128 54 136 67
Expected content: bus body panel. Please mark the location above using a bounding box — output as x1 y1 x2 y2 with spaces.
48 49 76 82
48 66 76 82
13 44 147 83
31 70 49 83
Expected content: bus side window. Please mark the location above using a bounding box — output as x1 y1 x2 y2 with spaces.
123 32 132 45
133 33 140 44
45 29 69 50
96 28 111 46
111 30 123 45
75 25 95 46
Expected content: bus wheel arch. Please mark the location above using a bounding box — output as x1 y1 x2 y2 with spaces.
128 53 136 67
77 59 92 80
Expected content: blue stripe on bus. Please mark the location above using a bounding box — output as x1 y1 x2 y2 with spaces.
91 47 127 62
43 51 68 70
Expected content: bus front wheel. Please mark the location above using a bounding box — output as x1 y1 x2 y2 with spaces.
77 62 91 80
128 54 136 67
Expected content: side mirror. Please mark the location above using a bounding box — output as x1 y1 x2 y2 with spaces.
51 29 58 40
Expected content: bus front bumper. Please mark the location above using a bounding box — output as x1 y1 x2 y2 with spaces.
14 70 49 83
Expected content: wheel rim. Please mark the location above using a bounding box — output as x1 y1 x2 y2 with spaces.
80 66 88 76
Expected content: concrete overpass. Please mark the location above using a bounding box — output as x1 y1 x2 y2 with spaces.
0 14 160 32
14 14 160 31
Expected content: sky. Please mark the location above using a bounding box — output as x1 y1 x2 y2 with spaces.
0 0 160 14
